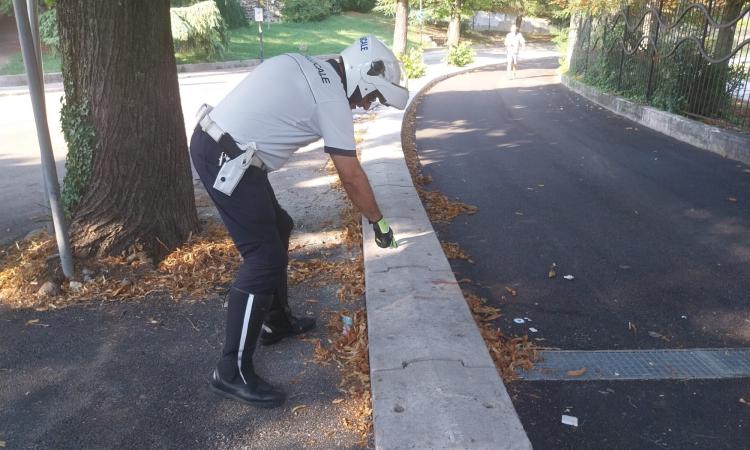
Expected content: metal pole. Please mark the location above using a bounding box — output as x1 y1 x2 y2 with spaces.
27 0 53 219
12 0 74 278
259 20 263 61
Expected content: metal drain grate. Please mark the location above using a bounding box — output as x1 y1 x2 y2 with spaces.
518 348 750 381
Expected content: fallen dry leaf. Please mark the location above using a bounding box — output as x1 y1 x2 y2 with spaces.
291 404 308 414
25 319 39 326
332 398 344 404
441 241 474 263
505 286 517 296
548 263 557 278
566 367 588 377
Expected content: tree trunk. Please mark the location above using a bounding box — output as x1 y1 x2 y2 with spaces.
57 0 199 259
716 0 743 61
393 0 408 55
447 0 462 47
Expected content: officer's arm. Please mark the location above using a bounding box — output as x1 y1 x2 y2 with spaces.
330 154 383 223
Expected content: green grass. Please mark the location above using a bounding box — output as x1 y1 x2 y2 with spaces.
176 12 420 64
0 51 61 76
0 12 423 75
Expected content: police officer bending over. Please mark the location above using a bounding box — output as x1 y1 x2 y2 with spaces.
190 36 407 408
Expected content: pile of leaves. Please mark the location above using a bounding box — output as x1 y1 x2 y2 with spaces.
313 309 372 445
0 221 238 310
288 254 364 304
305 115 373 445
440 240 474 263
464 290 538 381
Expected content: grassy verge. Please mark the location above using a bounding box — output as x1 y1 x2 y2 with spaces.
179 12 421 64
0 51 61 76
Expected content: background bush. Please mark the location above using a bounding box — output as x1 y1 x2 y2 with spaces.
282 0 336 22
445 41 474 67
214 0 247 29
171 0 229 61
398 46 426 79
171 0 246 29
340 0 376 12
39 8 59 55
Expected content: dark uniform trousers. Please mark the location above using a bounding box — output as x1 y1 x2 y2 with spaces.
190 128 293 381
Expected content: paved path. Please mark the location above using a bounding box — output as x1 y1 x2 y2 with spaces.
0 68 248 244
414 57 750 448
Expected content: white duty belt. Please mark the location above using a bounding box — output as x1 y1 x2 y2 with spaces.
196 104 266 196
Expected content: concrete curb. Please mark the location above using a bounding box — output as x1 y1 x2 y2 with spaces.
361 63 532 448
561 75 750 166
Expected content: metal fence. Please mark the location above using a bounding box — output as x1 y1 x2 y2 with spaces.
570 0 750 133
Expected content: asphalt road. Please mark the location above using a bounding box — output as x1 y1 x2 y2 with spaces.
414 57 750 449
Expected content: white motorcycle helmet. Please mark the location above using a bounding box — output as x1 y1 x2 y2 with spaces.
340 35 409 110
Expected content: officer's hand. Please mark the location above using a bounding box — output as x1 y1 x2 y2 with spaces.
371 217 398 249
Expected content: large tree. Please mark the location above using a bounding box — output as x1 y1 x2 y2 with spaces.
57 0 199 258
393 0 409 55
447 0 462 46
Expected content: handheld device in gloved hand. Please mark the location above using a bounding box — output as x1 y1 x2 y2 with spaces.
371 217 398 248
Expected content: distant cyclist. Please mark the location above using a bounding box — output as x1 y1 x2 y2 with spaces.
504 24 526 79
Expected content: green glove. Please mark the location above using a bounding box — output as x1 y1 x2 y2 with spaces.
372 217 398 248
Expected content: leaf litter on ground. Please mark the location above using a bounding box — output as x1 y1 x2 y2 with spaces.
402 93 538 381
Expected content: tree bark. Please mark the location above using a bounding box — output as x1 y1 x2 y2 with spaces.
447 0 462 47
716 0 744 61
393 0 409 55
57 0 199 259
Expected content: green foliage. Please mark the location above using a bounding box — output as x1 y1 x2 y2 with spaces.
0 0 11 15
214 0 248 29
282 0 337 22
552 26 568 72
445 40 475 66
39 8 59 55
398 46 427 78
576 20 747 126
60 99 96 216
171 0 229 61
340 0 377 12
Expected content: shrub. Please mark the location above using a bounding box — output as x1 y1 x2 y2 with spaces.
340 0 376 12
282 0 335 22
39 8 59 55
214 0 248 29
171 0 229 61
445 41 474 67
398 46 426 79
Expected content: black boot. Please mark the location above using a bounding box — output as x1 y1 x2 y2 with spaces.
209 366 285 408
259 273 316 346
210 289 285 407
259 309 316 346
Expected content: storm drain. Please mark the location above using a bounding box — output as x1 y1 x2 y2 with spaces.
518 348 750 381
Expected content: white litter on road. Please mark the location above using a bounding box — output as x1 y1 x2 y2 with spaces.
561 415 579 427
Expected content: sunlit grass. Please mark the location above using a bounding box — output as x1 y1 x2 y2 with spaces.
0 12 422 74
177 12 418 63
